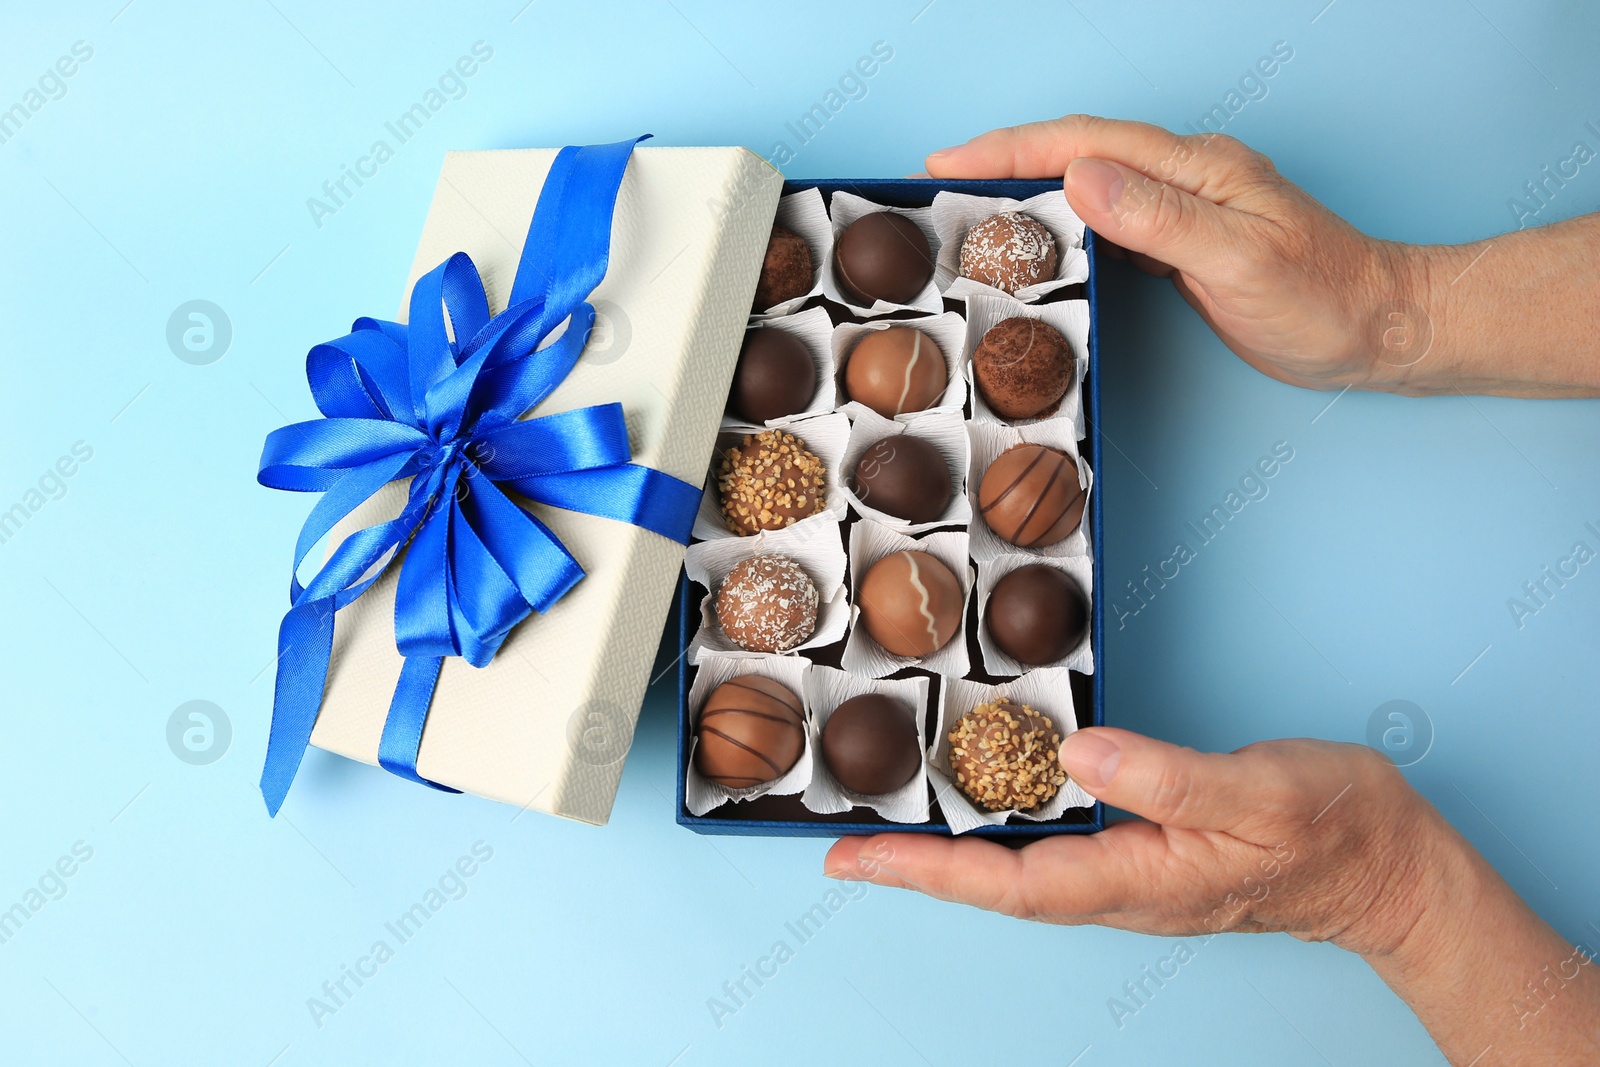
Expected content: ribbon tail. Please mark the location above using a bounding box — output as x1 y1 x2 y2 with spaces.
260 597 337 815
377 655 462 792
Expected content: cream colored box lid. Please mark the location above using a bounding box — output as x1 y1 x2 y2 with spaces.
306 146 783 824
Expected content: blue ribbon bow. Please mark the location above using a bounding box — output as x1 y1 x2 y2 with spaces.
256 136 699 815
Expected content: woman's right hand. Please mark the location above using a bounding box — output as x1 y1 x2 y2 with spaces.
926 116 1425 392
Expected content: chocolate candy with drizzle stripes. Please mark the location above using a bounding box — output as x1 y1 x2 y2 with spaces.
694 675 806 788
977 443 1085 548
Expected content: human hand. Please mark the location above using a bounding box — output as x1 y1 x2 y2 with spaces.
926 116 1422 392
824 727 1445 954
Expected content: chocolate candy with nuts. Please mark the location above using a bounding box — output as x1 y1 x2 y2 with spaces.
948 697 1066 812
716 428 827 536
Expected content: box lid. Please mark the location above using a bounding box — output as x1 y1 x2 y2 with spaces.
307 146 783 823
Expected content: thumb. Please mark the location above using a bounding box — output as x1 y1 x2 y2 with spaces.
1059 727 1286 831
1065 157 1242 278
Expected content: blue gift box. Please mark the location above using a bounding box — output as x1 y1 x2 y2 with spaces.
676 177 1104 839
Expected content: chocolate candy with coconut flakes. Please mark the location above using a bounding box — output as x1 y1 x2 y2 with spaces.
714 554 818 653
960 211 1058 294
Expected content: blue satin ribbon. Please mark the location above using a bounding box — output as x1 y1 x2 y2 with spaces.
257 135 700 815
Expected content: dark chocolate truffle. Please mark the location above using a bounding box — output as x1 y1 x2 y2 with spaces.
695 675 806 788
858 550 963 658
972 317 1074 420
821 694 921 795
730 327 816 423
948 698 1066 812
843 327 948 418
714 555 819 653
833 211 934 306
978 443 1086 548
717 429 828 536
960 211 1058 294
753 224 814 311
851 435 950 523
984 564 1089 665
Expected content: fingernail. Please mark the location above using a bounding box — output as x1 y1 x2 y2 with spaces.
1060 730 1121 788
1066 158 1124 215
926 145 961 160
824 862 863 881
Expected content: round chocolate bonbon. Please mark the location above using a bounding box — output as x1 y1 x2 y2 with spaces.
959 211 1058 294
857 550 963 659
730 327 815 423
753 223 814 311
717 429 827 536
851 435 950 523
832 211 934 306
820 693 921 796
714 554 819 654
695 675 805 788
972 317 1074 420
843 327 948 418
977 443 1086 548
948 697 1067 812
984 564 1089 665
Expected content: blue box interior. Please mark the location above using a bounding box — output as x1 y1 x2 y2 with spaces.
676 177 1104 839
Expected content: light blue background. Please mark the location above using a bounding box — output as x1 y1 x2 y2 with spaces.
2 1 1596 1063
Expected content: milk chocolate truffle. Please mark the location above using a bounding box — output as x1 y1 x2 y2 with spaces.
717 429 828 536
715 555 819 653
730 327 815 423
843 327 948 418
960 211 1058 294
852 436 950 523
948 697 1067 812
695 675 806 788
753 223 814 311
858 550 963 658
978 443 1086 548
972 317 1073 420
833 211 934 306
985 564 1089 665
821 694 921 795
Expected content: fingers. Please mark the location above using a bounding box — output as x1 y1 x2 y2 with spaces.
823 830 1156 922
926 115 1254 199
1065 157 1246 280
1059 727 1297 833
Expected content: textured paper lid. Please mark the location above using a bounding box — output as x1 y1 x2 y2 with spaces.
307 146 783 824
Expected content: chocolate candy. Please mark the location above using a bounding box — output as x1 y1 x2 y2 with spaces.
715 555 818 653
948 697 1066 812
695 675 806 788
851 435 950 523
753 223 814 311
843 327 948 418
858 550 963 658
984 564 1088 665
730 327 815 423
978 443 1086 548
972 317 1073 420
718 429 827 536
821 694 921 795
832 211 934 306
960 211 1058 294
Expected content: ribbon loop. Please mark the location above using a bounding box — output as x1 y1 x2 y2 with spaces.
256 135 701 816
